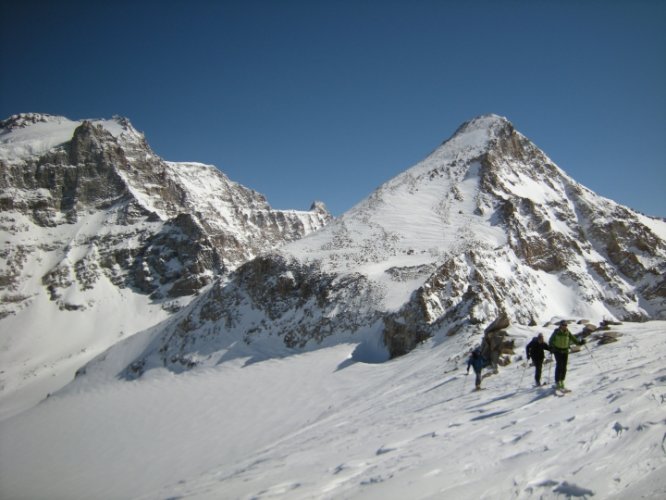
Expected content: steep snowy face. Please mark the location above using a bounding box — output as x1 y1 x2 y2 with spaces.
128 113 666 371
0 113 331 414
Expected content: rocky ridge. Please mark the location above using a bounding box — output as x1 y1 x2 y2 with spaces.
102 114 666 376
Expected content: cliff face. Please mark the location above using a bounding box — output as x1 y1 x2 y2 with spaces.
0 113 331 409
0 114 331 314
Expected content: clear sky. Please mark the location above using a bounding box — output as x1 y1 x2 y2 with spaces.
1 0 665 217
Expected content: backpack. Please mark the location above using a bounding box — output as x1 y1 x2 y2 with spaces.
470 348 489 370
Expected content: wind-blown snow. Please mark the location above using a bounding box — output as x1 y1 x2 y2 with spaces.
1 321 664 499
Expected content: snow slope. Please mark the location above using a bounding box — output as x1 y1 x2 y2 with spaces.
283 116 509 274
0 208 177 420
1 321 664 499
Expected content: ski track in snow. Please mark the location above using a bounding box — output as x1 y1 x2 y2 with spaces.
1 322 665 499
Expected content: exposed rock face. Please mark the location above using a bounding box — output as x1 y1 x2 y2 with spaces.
121 255 385 375
484 313 511 334
0 113 331 315
480 313 515 369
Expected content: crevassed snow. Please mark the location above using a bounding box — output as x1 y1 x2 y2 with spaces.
0 321 664 499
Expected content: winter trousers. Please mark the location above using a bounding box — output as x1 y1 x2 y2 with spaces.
473 368 482 389
553 350 568 384
533 357 544 385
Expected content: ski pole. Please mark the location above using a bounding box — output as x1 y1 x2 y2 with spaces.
462 371 469 395
547 353 552 385
518 362 528 389
584 343 603 373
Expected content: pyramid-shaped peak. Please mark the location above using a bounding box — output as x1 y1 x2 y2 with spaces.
419 114 516 166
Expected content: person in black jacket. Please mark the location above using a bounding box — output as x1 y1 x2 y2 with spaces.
525 333 551 386
466 347 487 390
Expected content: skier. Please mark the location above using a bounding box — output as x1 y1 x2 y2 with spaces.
548 320 585 391
466 347 487 391
525 333 551 386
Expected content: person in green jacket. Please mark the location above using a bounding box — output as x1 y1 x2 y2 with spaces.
549 320 585 391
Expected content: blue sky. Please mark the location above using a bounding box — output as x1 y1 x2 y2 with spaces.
2 0 664 217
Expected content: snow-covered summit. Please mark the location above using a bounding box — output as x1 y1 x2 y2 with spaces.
454 112 511 132
286 113 549 267
447 112 512 145
0 113 143 164
283 112 659 294
0 112 65 129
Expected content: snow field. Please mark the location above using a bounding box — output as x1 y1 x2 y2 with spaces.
1 321 665 499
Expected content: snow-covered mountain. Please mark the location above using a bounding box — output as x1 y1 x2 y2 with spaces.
0 113 331 417
90 114 666 378
2 113 666 499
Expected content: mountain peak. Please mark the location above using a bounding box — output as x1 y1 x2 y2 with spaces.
449 113 513 142
0 113 66 130
277 114 666 353
456 113 511 132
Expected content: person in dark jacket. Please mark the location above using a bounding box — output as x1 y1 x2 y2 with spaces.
466 347 486 390
526 333 551 386
548 320 585 391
